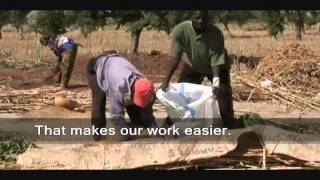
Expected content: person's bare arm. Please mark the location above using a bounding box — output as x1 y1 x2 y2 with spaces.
211 28 226 96
211 65 220 95
159 25 183 91
159 57 181 91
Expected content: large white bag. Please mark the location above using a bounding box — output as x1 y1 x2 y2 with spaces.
156 83 223 135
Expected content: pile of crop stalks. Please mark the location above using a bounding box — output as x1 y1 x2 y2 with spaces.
233 73 320 111
232 43 320 111
255 43 320 97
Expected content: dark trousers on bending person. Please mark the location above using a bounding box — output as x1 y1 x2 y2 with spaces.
86 57 157 141
163 63 238 129
57 45 78 88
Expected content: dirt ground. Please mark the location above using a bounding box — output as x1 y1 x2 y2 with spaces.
1 53 186 88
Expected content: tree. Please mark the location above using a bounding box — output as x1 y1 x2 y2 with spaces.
112 11 149 54
161 11 191 33
253 11 285 39
210 11 254 37
65 10 112 38
112 11 175 54
285 10 307 40
304 10 320 32
26 10 72 37
0 11 10 39
9 10 30 40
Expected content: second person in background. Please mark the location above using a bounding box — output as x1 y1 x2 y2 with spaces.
40 35 79 89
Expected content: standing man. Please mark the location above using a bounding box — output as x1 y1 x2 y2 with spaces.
159 11 239 129
40 36 78 89
86 52 157 141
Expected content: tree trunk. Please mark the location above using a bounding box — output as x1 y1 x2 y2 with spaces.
223 22 233 37
273 34 278 40
295 24 302 40
295 11 304 40
19 27 24 40
0 27 2 39
129 28 143 54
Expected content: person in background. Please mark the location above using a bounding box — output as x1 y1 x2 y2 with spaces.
40 36 79 89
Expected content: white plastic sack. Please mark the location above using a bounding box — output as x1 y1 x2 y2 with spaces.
156 83 223 135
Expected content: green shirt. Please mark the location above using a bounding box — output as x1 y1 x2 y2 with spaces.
169 20 227 74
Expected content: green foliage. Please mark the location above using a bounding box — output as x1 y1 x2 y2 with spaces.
161 11 191 33
0 11 10 27
26 11 72 37
111 11 176 53
239 112 265 127
65 10 112 38
0 59 17 68
0 11 10 39
9 11 30 30
239 112 307 134
0 137 30 163
3 10 319 51
9 11 30 39
211 11 254 26
304 11 320 26
113 11 148 30
253 11 285 39
111 10 190 34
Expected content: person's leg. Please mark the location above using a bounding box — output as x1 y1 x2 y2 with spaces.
86 57 107 141
207 68 238 129
139 103 157 128
126 99 157 128
125 105 141 127
55 61 62 85
61 47 77 88
60 52 69 88
64 46 77 88
56 69 62 85
217 83 237 128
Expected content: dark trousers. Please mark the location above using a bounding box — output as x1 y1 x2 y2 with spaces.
86 57 157 140
57 45 78 88
164 63 238 129
125 103 157 128
86 57 107 134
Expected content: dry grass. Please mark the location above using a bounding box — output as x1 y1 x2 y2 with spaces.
0 23 320 64
63 26 169 56
223 23 320 57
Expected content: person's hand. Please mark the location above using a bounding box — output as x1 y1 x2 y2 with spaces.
212 77 220 96
212 86 219 97
158 81 169 92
